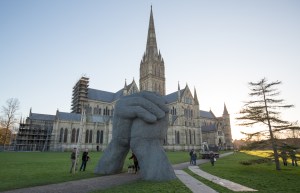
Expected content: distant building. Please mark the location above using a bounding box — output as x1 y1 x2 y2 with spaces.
16 7 233 151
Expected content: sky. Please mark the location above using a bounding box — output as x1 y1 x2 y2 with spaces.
1 0 299 140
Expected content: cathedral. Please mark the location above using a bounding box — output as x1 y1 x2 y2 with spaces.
16 7 233 152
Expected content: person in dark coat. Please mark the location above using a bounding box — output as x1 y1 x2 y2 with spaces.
129 152 139 174
191 151 197 165
209 151 216 166
281 150 288 166
189 149 194 165
80 149 90 171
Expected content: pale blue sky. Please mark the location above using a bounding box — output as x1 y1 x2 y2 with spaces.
1 0 299 139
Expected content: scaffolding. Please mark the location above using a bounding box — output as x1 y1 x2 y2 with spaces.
15 121 53 151
71 76 89 113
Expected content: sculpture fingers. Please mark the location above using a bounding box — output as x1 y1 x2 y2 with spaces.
115 96 166 121
139 91 169 113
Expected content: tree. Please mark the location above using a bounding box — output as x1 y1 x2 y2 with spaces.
0 98 20 145
236 78 299 170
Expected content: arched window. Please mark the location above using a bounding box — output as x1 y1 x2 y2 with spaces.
64 128 68 143
193 130 196 145
71 128 76 143
100 130 104 144
189 130 192 145
85 130 89 143
59 128 63 142
185 130 188 144
76 129 80 143
96 130 100 143
89 130 93 143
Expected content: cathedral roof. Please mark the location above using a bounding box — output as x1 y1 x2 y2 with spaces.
29 113 55 121
200 110 215 119
56 111 109 123
164 90 184 103
56 112 81 121
88 88 123 102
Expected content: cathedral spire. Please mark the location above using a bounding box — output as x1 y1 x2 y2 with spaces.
194 87 199 105
223 103 229 115
146 5 158 58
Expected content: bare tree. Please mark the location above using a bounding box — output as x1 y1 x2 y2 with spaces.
0 98 20 145
236 78 299 170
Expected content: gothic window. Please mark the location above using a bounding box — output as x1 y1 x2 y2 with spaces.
89 130 93 143
177 131 180 144
76 129 79 143
100 130 104 144
85 130 89 143
193 130 196 145
189 130 192 145
71 128 76 143
64 128 68 143
96 130 100 143
164 134 168 145
99 108 102 115
185 130 188 144
59 128 63 142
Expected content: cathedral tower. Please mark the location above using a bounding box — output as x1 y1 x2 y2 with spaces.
139 6 166 96
222 103 233 149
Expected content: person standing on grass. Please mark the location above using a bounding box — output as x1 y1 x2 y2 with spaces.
280 150 288 166
80 149 90 171
70 148 77 173
290 150 298 166
209 151 216 166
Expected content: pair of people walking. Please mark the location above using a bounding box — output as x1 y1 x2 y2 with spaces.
280 149 298 166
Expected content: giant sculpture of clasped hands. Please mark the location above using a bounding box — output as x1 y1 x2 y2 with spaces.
95 91 176 181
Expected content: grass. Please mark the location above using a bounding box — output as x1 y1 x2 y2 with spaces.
91 179 192 193
0 151 189 192
197 151 300 193
1 150 299 193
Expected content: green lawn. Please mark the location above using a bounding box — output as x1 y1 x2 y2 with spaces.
1 151 299 193
196 151 300 193
95 151 300 193
0 151 190 192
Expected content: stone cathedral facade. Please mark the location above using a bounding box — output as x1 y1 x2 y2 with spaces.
16 7 233 152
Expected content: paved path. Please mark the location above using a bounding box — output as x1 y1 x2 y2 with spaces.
2 173 141 193
188 166 257 192
2 152 255 193
175 170 218 193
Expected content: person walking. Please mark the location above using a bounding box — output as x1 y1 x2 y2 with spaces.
80 149 90 171
129 152 139 174
281 150 288 166
209 151 216 166
70 148 77 173
191 151 197 165
290 150 298 166
189 149 194 165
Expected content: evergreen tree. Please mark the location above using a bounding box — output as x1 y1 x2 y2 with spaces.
237 78 299 170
